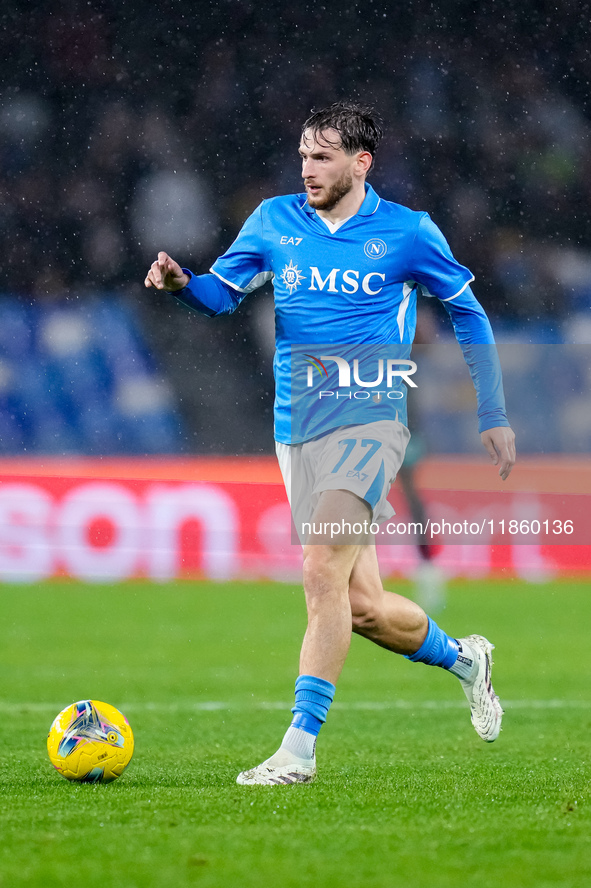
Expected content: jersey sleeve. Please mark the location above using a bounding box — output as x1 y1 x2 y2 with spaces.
408 214 474 302
441 285 510 432
408 216 508 431
210 202 274 294
172 270 245 317
441 284 495 344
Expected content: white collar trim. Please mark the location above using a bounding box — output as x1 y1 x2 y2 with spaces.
317 214 354 233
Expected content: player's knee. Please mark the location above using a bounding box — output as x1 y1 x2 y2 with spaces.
302 545 353 600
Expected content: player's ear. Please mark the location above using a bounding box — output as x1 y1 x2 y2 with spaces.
356 151 373 176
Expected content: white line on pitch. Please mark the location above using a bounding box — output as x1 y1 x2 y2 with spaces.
1 699 590 713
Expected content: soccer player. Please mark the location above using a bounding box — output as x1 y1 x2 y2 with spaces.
145 102 516 786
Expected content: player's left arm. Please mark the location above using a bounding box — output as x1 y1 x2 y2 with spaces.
480 425 516 482
409 214 516 480
441 286 516 481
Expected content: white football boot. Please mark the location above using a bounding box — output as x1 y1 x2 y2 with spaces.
457 634 503 742
236 748 316 785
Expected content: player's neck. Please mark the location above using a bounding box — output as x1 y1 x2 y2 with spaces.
316 181 367 225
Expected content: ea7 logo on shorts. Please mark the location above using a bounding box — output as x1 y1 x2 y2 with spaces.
364 239 387 259
346 469 369 481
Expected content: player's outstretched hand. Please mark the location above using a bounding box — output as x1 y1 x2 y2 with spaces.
144 252 189 291
480 426 516 481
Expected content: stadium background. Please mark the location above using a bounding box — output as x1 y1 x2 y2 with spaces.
1 6 590 888
0 0 589 581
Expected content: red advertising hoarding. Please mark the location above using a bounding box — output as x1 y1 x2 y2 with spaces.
0 456 588 582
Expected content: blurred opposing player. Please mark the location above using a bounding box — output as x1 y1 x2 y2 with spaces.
145 102 516 785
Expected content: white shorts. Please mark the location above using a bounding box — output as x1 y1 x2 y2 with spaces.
276 420 410 542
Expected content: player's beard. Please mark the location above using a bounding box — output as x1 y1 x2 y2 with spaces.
306 170 354 211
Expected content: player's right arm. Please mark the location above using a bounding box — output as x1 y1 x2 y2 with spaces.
144 252 190 291
145 203 272 317
144 251 244 317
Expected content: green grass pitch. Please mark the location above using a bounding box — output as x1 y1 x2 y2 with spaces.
1 576 590 888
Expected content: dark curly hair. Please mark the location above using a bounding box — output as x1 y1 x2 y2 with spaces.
301 102 384 164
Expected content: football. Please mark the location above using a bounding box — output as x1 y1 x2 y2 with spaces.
47 700 134 783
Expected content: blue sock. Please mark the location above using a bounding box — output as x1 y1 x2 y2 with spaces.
406 617 459 670
290 674 336 736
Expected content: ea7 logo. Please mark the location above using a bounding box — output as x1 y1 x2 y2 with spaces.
309 267 385 295
280 236 303 245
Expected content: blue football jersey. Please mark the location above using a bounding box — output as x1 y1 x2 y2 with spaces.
179 184 508 443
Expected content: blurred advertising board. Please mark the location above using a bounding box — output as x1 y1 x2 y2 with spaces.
0 457 588 582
